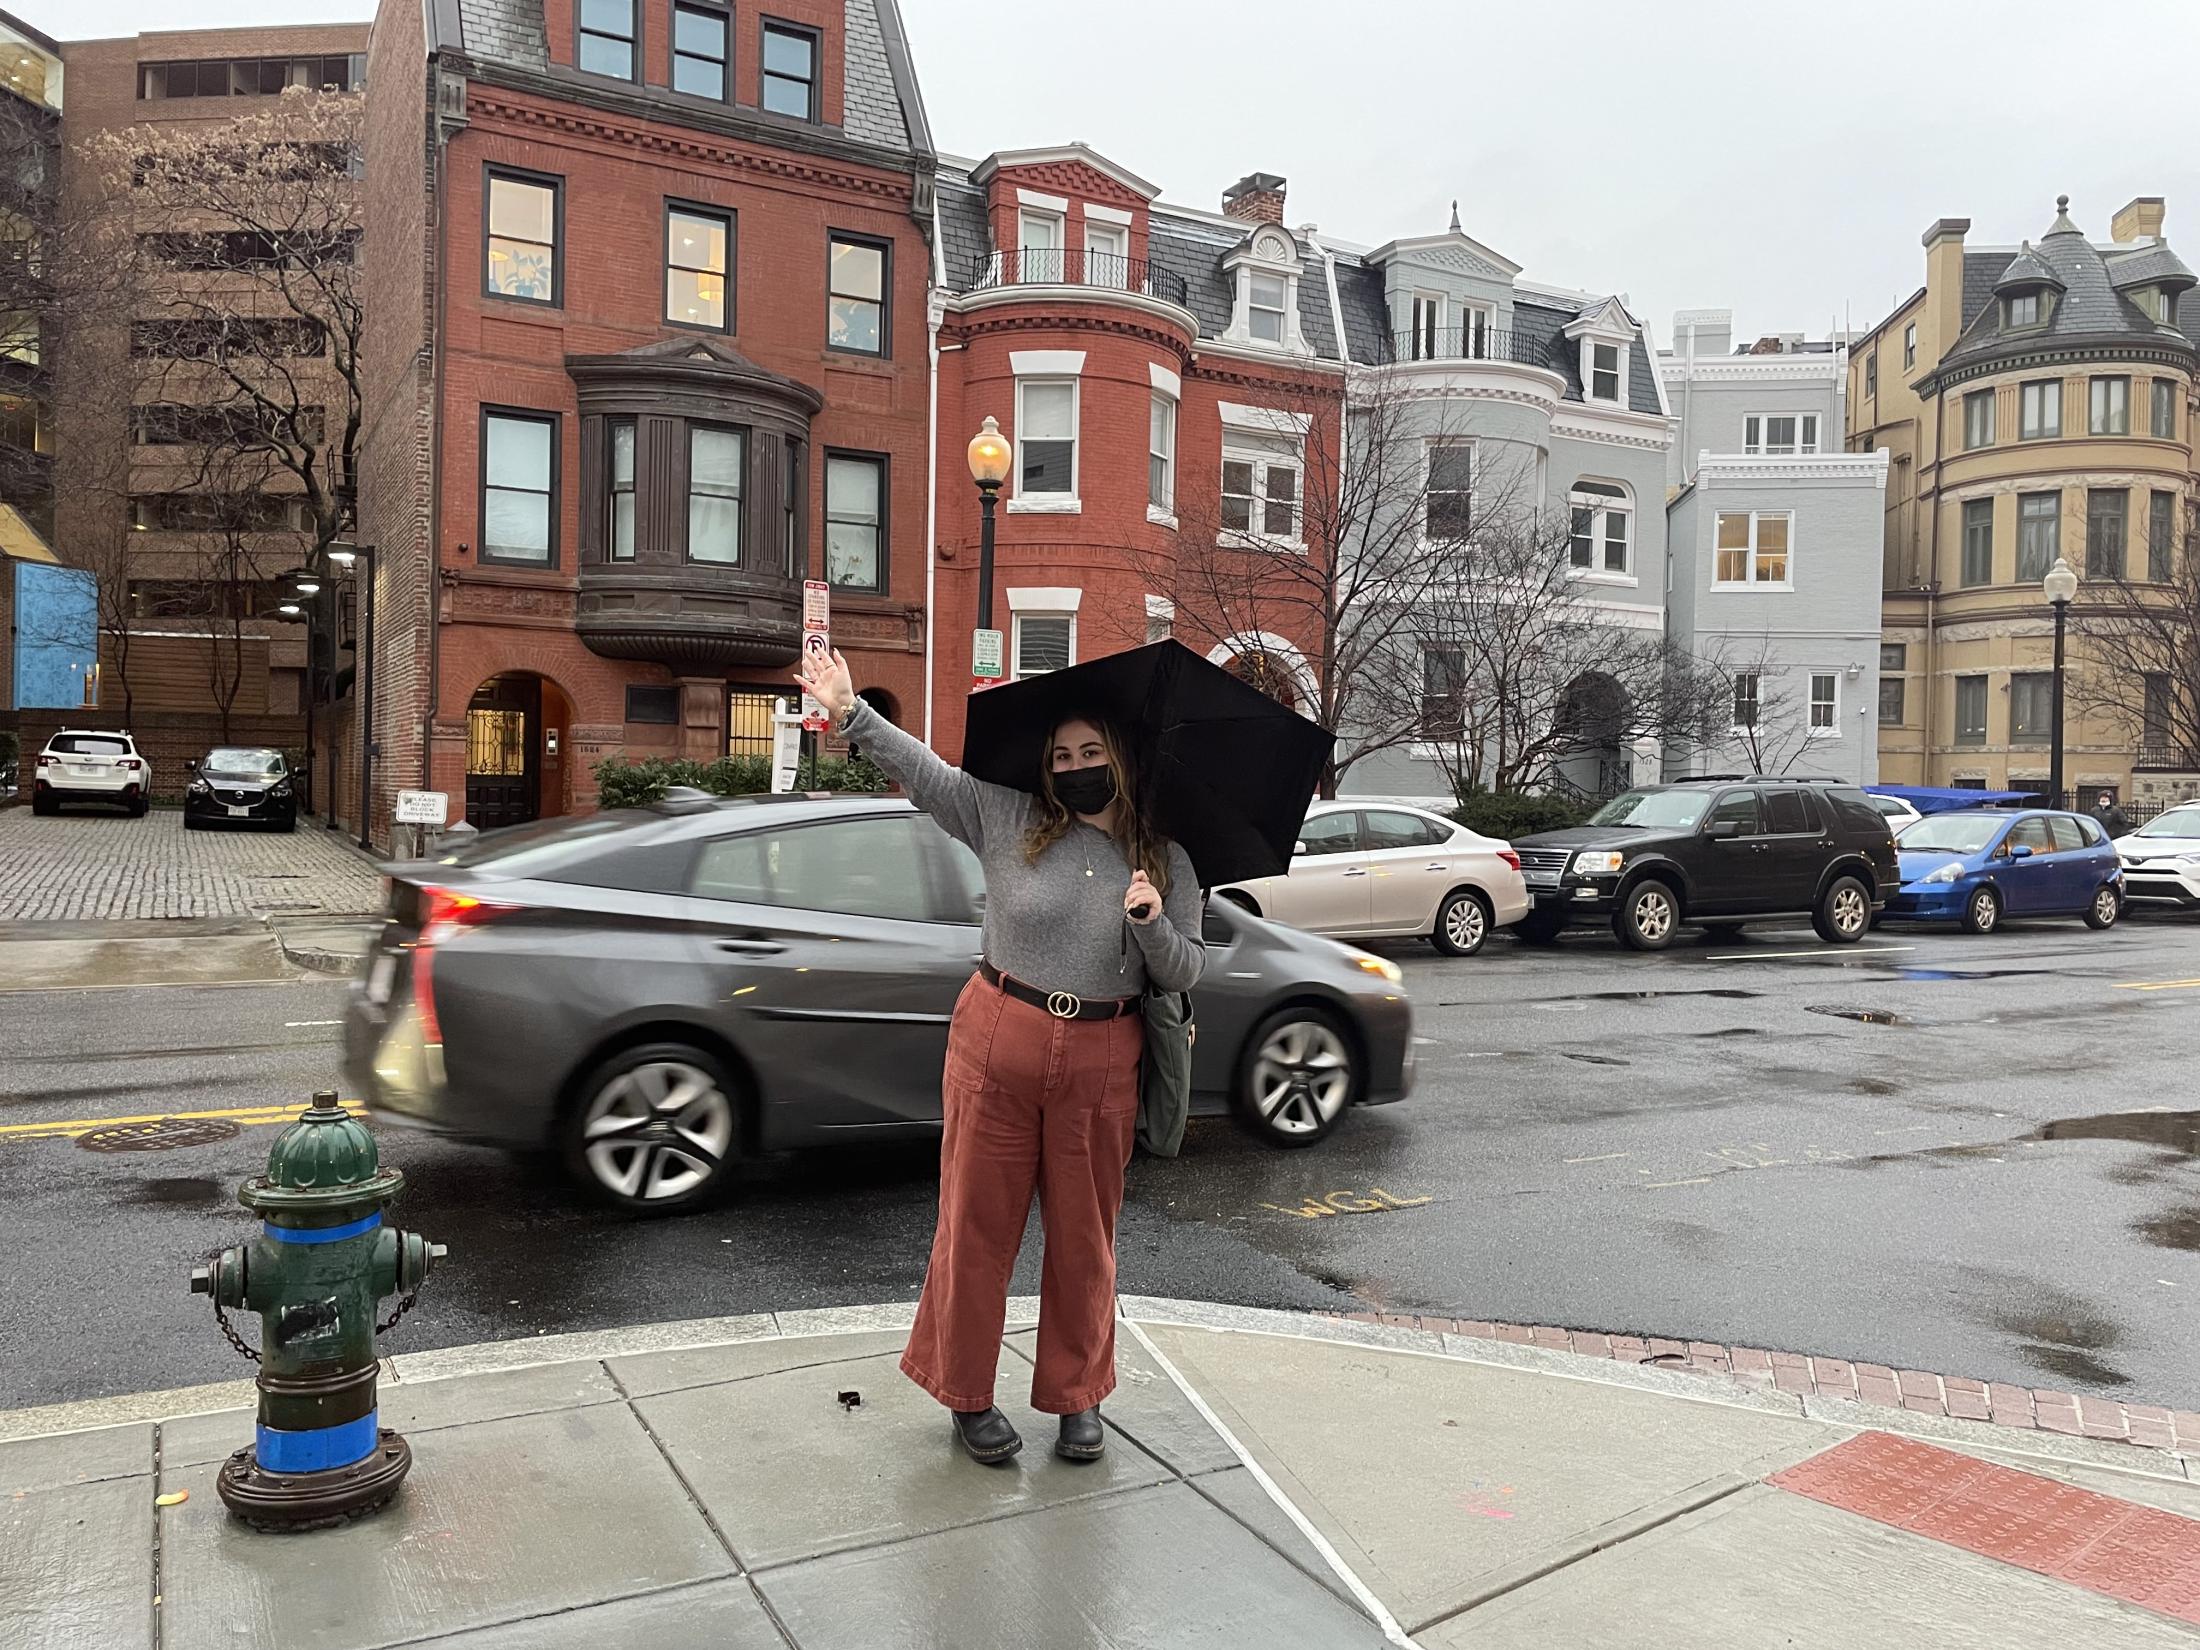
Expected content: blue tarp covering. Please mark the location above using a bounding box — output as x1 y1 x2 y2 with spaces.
1866 785 2035 816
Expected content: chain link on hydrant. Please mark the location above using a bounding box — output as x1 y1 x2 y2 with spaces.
188 1091 447 1531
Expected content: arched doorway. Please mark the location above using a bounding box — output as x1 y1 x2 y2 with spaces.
465 672 575 829
1555 671 1633 800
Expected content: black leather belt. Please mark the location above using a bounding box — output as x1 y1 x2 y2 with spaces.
979 962 1141 1021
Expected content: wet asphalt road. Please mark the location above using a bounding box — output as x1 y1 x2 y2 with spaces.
3 914 2197 1413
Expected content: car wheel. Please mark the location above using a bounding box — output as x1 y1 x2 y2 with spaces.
1514 909 1565 945
129 799 148 818
1234 1006 1359 1148
1431 889 1490 957
1216 889 1261 918
31 792 54 816
1961 886 2001 936
1614 880 1680 951
2083 884 2121 930
1813 876 1872 945
560 1043 742 1213
183 816 202 831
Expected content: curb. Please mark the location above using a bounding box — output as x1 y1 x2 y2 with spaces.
8 1298 2194 1487
1321 1311 2200 1459
273 933 365 977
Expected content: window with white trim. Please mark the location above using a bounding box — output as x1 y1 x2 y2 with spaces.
1410 293 1443 361
1421 646 1465 737
1084 219 1127 288
1143 598 1173 645
1017 208 1062 283
1714 510 1791 587
1588 341 1622 402
1809 674 1839 735
1011 612 1074 679
1015 378 1077 501
1425 439 1472 539
1220 431 1301 544
1732 672 1760 730
1568 480 1630 574
1743 414 1818 455
1248 272 1289 344
1147 392 1175 515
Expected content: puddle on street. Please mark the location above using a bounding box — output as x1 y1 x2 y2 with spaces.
1692 1027 1764 1038
2031 1110 2199 1155
1988 1296 2131 1387
2020 1345 2132 1386
1848 1077 1902 1096
1892 967 2051 983
1807 1006 1918 1027
1560 989 1763 1002
1559 1051 1631 1066
2137 1206 2200 1252
122 1176 228 1207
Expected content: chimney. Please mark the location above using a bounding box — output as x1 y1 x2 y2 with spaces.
1221 172 1287 226
2111 196 2166 243
1921 216 1970 373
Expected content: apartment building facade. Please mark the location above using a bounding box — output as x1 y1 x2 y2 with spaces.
1662 311 1888 785
1848 196 2196 804
360 0 935 833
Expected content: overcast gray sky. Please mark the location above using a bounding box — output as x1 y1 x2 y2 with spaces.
40 0 2200 347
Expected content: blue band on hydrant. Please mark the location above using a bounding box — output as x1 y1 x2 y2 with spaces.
263 1212 382 1245
256 1409 379 1473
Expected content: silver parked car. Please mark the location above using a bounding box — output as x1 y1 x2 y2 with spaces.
344 791 1414 1211
1212 800 1531 956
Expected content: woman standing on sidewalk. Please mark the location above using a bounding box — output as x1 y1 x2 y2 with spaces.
793 648 1205 1465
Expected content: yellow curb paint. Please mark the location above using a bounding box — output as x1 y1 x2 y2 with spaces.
0 1100 366 1141
2113 978 2200 992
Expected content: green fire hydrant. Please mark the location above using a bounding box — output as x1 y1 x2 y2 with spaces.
190 1091 446 1531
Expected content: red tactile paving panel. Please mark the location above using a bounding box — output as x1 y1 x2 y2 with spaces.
1771 1431 2200 1625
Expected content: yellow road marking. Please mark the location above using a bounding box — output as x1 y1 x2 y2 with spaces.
0 1100 366 1142
2114 978 2200 992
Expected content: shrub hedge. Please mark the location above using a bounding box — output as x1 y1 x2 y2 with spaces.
593 753 890 810
1448 787 1592 839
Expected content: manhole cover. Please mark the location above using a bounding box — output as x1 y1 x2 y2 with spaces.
76 1117 244 1153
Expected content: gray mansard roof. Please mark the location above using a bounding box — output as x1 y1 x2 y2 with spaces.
934 165 1344 362
434 0 932 162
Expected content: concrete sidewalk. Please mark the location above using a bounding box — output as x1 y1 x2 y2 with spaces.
5 1299 2197 1649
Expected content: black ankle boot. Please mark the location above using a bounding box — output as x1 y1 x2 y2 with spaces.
951 1407 1022 1464
1056 1406 1105 1461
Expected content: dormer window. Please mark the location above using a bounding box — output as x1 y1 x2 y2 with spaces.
1589 342 1622 402
2007 293 2039 327
1249 274 1288 344
579 0 637 79
2135 286 2170 323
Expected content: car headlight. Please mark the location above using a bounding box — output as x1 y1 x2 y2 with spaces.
1922 861 1963 884
269 780 293 797
1348 949 1404 986
187 779 209 795
1572 851 1624 876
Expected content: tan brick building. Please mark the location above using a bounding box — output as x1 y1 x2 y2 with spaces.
1849 196 2197 805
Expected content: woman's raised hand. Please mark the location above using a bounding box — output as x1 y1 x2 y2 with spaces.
793 646 858 717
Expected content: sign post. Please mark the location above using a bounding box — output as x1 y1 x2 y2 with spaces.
799 580 831 733
971 627 1005 690
769 696 803 794
392 790 449 862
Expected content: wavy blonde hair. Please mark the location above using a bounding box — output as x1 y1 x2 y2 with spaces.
1023 716 1172 898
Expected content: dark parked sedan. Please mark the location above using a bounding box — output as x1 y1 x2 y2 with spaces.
183 746 297 831
343 791 1414 1211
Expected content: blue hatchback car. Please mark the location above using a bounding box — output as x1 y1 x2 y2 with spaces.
1884 809 2122 935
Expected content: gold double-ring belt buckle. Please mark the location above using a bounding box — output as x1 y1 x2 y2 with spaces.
1045 990 1082 1019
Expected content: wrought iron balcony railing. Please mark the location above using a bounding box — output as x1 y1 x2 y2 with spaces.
1377 324 1552 369
967 249 1190 308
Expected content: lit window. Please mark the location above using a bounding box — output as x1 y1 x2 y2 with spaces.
485 172 558 304
760 22 818 119
1015 380 1077 500
665 205 731 330
1713 510 1791 586
578 0 636 79
827 233 887 355
688 427 744 564
824 453 885 592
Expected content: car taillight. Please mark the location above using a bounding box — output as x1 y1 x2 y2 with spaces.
1498 849 1522 872
117 758 141 771
411 885 516 1043
36 753 55 766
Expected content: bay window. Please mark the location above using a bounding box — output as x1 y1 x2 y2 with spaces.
1015 379 1077 502
687 427 744 563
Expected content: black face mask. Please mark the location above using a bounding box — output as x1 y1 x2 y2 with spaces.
1051 765 1118 816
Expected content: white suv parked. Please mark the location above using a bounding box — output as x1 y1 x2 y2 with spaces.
32 730 151 817
2116 803 2200 911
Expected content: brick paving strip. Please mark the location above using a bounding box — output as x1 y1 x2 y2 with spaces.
1773 1430 2200 1624
1321 1311 2200 1456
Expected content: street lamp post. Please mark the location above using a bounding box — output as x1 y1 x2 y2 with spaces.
965 417 1011 664
277 592 317 819
328 544 374 850
2044 555 2079 806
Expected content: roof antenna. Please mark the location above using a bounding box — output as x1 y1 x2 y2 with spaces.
1448 199 1461 233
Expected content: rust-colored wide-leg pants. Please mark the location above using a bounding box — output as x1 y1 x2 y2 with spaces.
901 973 1143 1415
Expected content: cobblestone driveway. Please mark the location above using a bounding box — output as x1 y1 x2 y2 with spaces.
0 807 384 920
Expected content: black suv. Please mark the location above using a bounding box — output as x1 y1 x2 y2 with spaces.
1510 777 1899 951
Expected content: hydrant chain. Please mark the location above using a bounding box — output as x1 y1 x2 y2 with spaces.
213 1299 262 1363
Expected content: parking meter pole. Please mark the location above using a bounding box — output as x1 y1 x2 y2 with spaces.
190 1092 446 1531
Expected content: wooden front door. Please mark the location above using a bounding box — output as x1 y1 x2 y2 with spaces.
466 675 541 829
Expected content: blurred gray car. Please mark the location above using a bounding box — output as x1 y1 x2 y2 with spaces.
343 790 1414 1211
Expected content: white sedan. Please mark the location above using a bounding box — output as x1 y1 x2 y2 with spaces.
1214 800 1531 957
2116 803 2200 910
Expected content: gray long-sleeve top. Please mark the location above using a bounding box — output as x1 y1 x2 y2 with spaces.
841 699 1206 999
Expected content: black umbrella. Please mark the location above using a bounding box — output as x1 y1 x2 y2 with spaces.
960 640 1334 888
